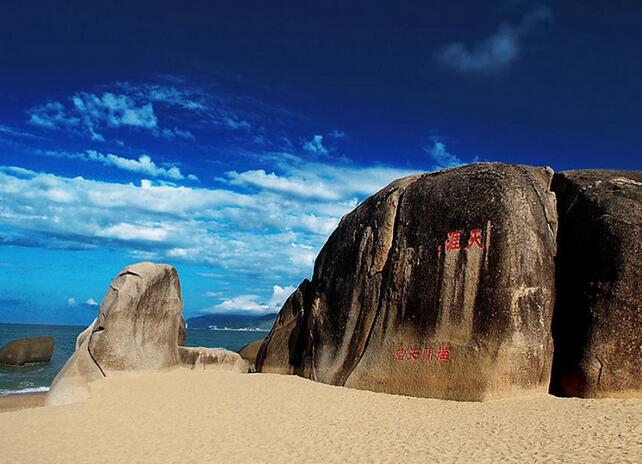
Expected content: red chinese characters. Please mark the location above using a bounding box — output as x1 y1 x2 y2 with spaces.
436 346 450 361
445 228 484 252
466 229 483 250
445 230 462 251
393 346 450 363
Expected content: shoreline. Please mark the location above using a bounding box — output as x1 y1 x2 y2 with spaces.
0 391 46 412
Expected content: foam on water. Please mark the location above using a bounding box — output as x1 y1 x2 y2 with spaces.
0 386 50 397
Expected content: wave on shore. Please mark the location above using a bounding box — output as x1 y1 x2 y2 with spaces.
0 386 49 397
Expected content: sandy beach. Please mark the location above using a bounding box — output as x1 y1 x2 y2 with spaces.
0 369 640 464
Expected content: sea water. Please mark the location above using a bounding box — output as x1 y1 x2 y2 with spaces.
0 323 266 396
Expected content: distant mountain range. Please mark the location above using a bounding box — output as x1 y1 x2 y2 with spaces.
186 313 277 331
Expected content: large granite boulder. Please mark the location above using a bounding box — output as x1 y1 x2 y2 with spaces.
550 170 642 398
46 262 186 405
0 336 54 366
257 163 559 401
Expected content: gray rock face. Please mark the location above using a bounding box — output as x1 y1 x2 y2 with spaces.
87 262 184 372
46 262 186 405
45 327 104 405
257 163 559 400
0 336 54 366
179 347 249 373
550 170 642 398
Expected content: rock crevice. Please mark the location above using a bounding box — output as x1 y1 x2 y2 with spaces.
549 170 642 398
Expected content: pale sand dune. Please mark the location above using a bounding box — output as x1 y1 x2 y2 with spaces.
0 368 640 464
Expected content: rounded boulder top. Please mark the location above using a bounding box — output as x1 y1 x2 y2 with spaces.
258 162 559 401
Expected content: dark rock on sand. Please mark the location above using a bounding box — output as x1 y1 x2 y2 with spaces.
178 317 187 346
550 170 642 398
256 281 310 376
238 339 264 372
258 163 559 401
0 336 54 366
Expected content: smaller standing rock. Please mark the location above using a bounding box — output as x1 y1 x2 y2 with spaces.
0 337 54 366
46 262 185 406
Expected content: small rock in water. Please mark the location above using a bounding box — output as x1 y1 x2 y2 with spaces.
0 336 54 366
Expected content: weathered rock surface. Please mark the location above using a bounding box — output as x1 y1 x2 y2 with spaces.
86 262 184 372
238 339 264 372
257 163 559 401
45 327 104 405
179 347 249 373
0 336 54 366
46 262 186 405
550 170 642 398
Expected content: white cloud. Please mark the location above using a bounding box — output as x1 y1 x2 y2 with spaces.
302 135 328 154
161 127 194 140
436 26 520 74
45 150 196 181
28 92 158 141
223 117 251 130
212 295 267 313
268 285 296 308
100 223 170 242
286 243 317 269
423 139 463 168
226 169 343 201
226 154 417 202
25 79 294 147
435 5 552 75
0 124 44 140
26 85 200 142
114 82 206 111
67 297 76 306
329 129 347 139
206 284 296 314
0 157 419 282
423 138 479 170
86 298 98 306
74 92 158 130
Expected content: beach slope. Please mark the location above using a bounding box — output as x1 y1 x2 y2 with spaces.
0 368 640 463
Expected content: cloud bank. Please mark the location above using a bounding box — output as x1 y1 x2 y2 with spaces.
45 150 198 181
0 156 418 285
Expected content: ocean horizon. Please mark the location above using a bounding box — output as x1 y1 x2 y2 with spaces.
0 322 265 396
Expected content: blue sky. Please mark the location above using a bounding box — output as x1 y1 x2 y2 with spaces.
1 1 641 324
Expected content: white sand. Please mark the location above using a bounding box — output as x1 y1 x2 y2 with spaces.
0 368 640 463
